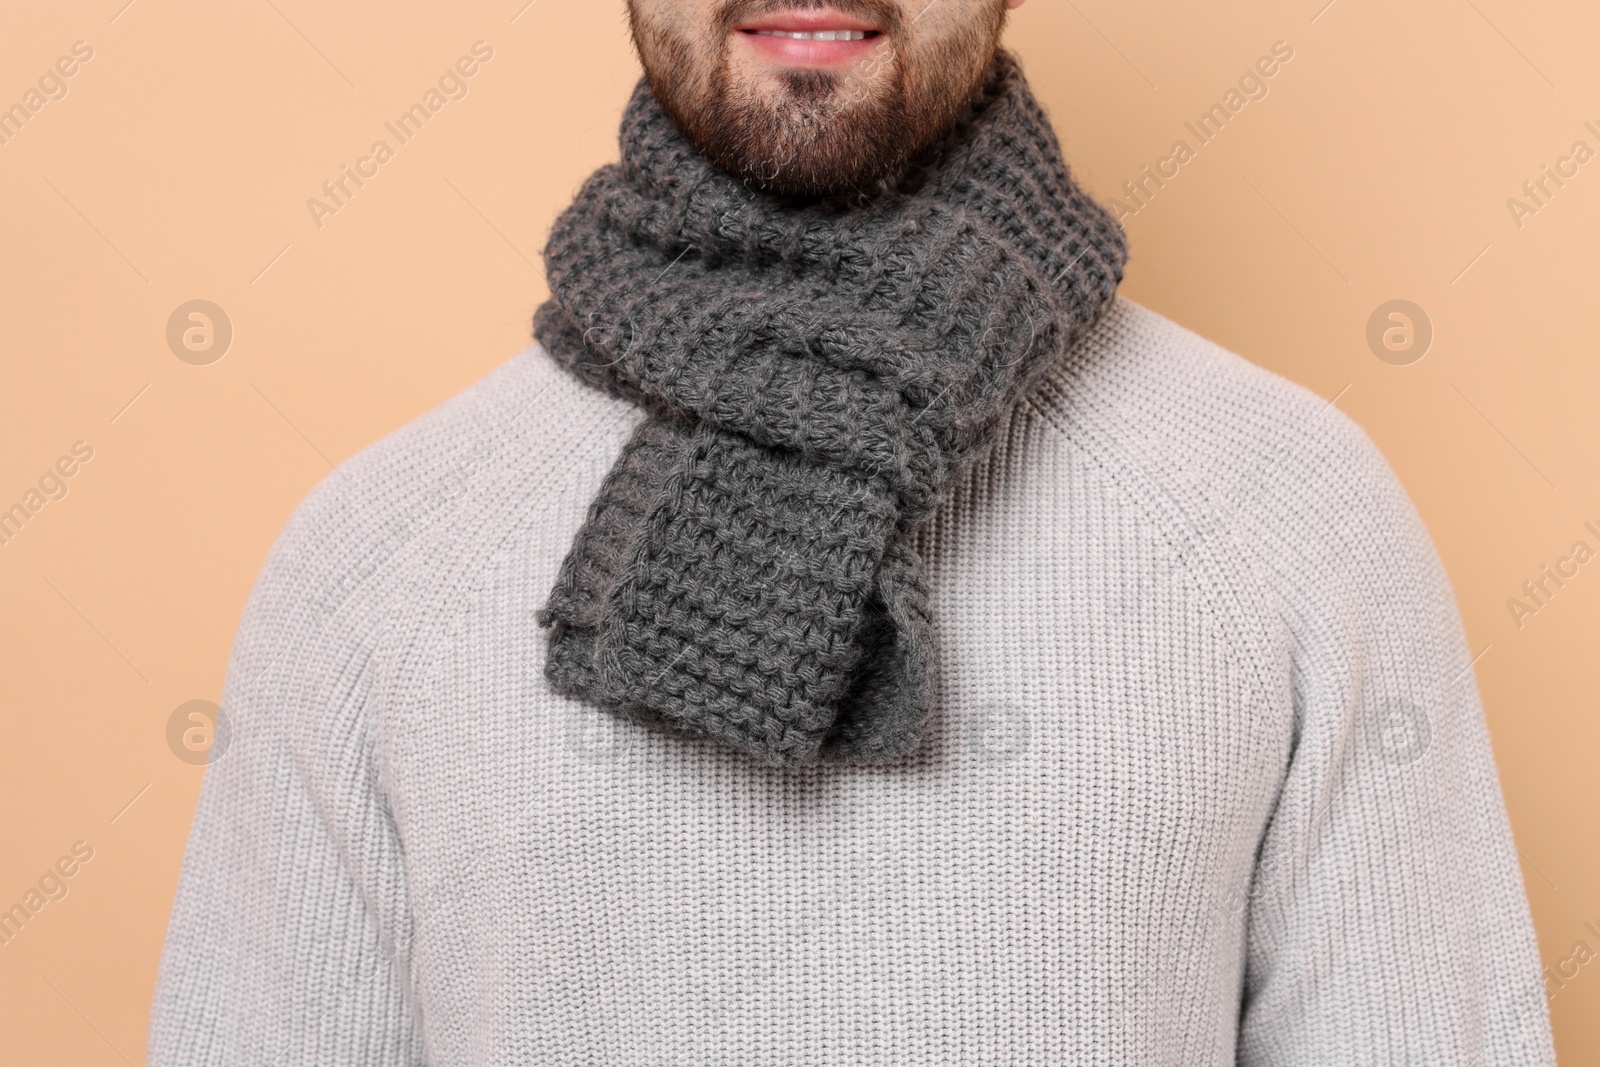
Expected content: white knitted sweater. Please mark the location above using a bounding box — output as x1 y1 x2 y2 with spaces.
148 297 1556 1066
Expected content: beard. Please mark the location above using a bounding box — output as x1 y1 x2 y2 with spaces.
627 0 1008 197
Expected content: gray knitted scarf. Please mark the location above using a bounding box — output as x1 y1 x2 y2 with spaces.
533 49 1127 768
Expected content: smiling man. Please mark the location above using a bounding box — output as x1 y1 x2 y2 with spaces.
147 2 1556 1065
631 0 1011 196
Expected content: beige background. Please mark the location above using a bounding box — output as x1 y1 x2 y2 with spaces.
2 0 1597 1061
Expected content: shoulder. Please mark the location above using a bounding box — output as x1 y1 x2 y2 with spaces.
1038 298 1397 510
282 344 637 565
234 345 643 690
1030 297 1430 580
1023 297 1452 709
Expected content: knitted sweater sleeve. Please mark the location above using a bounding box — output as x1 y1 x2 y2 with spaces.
1231 410 1555 1065
146 474 425 1067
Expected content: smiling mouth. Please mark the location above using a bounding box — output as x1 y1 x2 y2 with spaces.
748 29 875 41
735 7 888 67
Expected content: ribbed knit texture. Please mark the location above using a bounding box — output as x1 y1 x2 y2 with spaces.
148 299 1557 1066
533 50 1127 766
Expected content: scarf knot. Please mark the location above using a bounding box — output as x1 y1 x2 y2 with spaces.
535 49 1128 766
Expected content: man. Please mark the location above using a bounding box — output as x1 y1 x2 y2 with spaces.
149 1 1556 1064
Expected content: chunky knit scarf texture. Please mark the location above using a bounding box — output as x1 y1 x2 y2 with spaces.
533 49 1128 767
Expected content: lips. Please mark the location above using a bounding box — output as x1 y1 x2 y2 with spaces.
736 7 887 68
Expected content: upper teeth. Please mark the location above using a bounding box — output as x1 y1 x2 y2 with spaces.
755 29 869 41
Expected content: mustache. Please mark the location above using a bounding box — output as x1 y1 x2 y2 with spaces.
716 0 906 36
